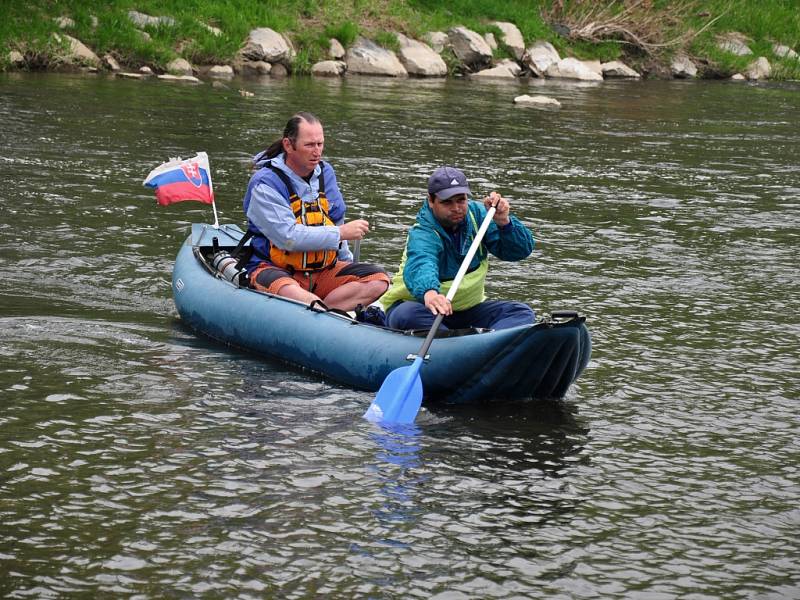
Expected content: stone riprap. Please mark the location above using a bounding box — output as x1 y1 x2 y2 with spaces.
524 41 561 77
602 61 641 78
491 21 525 60
448 26 493 70
345 37 407 77
671 54 698 78
773 44 799 60
239 28 295 65
424 31 449 54
52 33 100 68
311 60 347 77
717 32 753 56
166 58 193 76
471 59 522 79
744 57 771 80
328 39 346 60
395 33 447 77
11 11 795 87
545 57 604 81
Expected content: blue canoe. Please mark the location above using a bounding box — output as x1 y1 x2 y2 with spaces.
172 224 591 404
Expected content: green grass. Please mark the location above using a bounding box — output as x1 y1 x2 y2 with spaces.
690 0 800 44
405 0 553 42
373 30 400 52
1 0 295 67
684 0 800 78
324 21 360 47
2 0 799 79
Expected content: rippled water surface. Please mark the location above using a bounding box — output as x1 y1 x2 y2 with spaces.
1 72 798 598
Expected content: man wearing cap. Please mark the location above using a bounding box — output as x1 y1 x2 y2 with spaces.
379 166 536 331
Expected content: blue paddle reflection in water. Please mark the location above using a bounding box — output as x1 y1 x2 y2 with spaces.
352 423 422 557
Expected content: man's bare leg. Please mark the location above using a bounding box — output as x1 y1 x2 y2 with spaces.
275 281 322 305
323 281 388 312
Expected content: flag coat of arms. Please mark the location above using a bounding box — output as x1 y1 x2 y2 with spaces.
143 152 214 206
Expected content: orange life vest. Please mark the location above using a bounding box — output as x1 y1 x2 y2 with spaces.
267 164 338 272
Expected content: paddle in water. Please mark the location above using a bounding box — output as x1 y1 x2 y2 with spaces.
363 202 498 424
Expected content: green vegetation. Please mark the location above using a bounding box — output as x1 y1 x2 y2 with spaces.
1 0 799 79
324 21 360 48
683 0 800 78
373 30 400 52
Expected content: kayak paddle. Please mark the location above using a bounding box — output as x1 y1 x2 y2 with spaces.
363 203 498 424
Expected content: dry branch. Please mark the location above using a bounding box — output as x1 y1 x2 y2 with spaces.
542 0 721 55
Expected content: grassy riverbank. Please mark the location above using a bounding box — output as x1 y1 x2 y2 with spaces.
2 0 799 78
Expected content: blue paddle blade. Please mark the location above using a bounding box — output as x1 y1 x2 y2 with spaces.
363 358 424 424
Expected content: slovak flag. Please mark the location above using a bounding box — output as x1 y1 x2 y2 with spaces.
143 152 214 206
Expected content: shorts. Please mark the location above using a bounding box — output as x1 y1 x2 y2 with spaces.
250 261 390 299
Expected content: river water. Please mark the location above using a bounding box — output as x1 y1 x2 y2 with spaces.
1 72 798 598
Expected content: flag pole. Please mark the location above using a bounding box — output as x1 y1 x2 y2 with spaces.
208 158 219 229
211 199 220 229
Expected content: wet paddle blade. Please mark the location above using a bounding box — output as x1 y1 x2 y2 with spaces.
363 359 424 424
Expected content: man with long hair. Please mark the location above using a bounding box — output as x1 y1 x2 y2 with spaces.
242 112 389 311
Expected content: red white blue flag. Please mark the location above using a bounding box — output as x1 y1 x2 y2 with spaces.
143 152 214 206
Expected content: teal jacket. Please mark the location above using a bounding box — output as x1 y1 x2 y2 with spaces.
380 199 534 310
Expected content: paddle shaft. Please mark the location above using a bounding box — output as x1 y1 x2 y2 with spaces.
351 212 364 262
414 205 496 361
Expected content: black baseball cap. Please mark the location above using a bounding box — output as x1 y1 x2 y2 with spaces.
428 166 471 200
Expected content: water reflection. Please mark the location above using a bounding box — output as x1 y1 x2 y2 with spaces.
363 424 423 554
426 401 590 524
